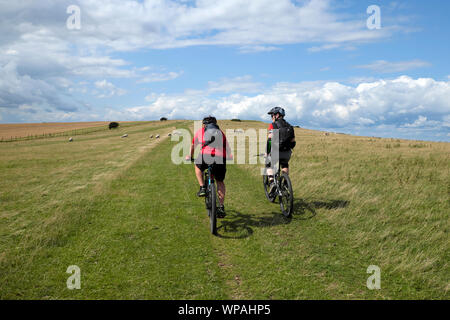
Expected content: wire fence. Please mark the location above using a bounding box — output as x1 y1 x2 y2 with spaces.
0 122 153 143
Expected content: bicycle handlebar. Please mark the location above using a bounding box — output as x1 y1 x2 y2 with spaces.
254 153 268 158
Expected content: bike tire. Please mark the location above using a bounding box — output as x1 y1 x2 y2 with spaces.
209 183 217 235
205 180 211 210
279 173 294 218
263 174 276 202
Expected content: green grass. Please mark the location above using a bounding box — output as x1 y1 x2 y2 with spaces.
0 121 156 143
0 120 448 299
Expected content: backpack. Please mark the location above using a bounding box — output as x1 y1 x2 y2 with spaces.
272 118 295 151
203 123 223 149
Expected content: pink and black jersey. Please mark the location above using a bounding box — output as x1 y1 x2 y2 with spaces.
192 127 231 158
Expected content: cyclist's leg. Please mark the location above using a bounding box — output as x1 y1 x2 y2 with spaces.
213 163 226 204
216 181 225 206
195 155 207 197
195 165 204 186
280 159 289 175
195 154 207 186
265 155 274 183
216 180 226 218
279 150 292 175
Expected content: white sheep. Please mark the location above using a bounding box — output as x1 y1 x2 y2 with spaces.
156 134 160 139
69 137 73 142
122 134 128 138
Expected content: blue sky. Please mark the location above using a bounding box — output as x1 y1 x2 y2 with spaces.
0 0 449 141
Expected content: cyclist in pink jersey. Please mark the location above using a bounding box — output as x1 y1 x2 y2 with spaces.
186 116 232 218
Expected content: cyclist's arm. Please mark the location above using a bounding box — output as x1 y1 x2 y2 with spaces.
290 127 296 148
187 131 199 160
226 143 233 160
189 143 195 159
266 137 271 154
266 123 273 154
223 133 233 160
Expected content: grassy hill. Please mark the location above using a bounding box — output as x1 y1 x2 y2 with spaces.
0 120 448 299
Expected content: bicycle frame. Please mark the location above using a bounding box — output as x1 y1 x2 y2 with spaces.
264 155 283 196
272 166 283 197
205 165 214 188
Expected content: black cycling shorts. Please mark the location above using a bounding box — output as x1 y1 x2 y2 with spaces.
195 154 227 182
265 150 292 169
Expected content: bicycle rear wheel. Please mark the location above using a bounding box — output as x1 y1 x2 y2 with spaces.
263 174 276 202
279 173 294 218
208 183 217 235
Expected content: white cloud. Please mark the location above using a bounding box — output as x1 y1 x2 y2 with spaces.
0 61 79 112
94 80 127 98
207 76 263 94
0 1 411 116
308 43 341 53
403 116 428 128
356 60 431 73
403 115 445 128
443 115 450 128
114 76 450 137
238 45 281 54
0 0 400 53
136 71 183 83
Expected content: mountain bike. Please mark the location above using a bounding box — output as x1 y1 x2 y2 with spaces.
261 155 294 218
190 135 220 235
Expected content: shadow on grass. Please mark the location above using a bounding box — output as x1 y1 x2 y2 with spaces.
216 199 349 239
293 198 350 219
217 209 291 239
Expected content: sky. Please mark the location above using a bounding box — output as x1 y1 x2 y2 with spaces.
0 0 449 141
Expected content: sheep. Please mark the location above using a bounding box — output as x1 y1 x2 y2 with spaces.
69 137 73 142
150 135 153 138
121 134 128 138
156 134 160 139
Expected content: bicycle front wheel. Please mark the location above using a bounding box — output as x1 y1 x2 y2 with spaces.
279 173 294 218
209 183 217 235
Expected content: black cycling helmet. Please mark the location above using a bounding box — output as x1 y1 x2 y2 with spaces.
202 115 217 125
267 106 285 117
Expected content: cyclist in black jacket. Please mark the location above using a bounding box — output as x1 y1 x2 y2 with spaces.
265 107 296 192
